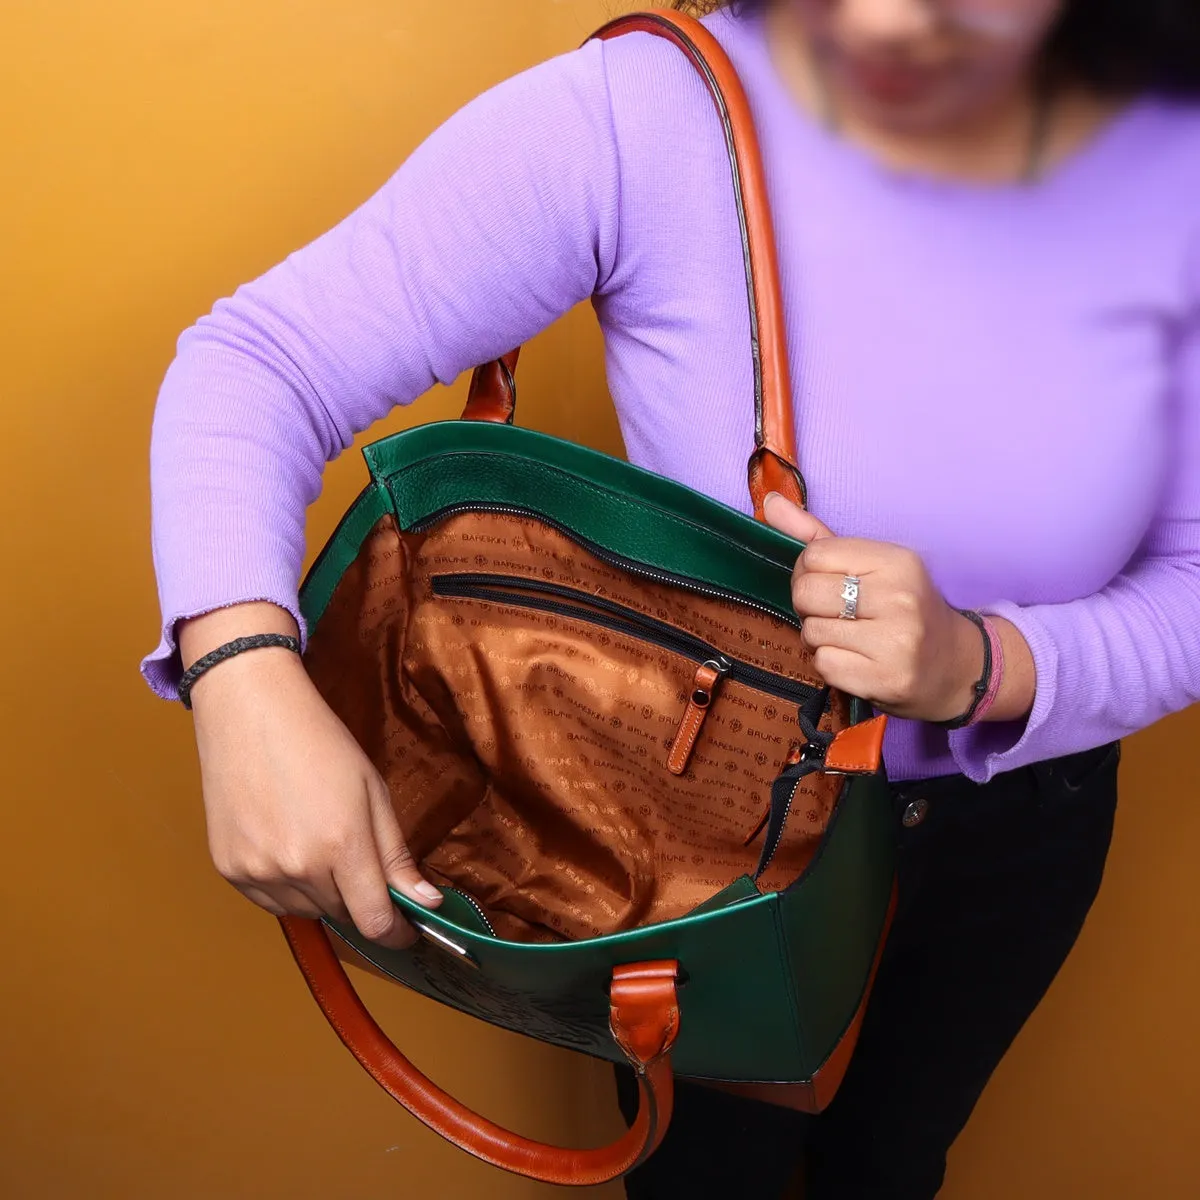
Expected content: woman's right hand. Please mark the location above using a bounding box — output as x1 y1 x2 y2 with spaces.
180 603 441 949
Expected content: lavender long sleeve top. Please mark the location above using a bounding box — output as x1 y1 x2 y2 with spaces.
144 10 1200 783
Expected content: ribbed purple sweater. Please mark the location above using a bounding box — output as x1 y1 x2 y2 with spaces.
144 10 1200 783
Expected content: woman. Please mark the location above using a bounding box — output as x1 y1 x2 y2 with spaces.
144 0 1200 1195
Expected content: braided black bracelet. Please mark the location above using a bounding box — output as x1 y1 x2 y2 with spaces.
177 633 301 710
934 609 992 731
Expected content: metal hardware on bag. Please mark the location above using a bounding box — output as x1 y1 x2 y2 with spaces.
667 657 734 775
695 657 732 702
799 739 827 766
412 920 481 969
801 740 857 775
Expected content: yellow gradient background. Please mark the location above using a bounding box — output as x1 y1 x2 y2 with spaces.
2 3 1197 1196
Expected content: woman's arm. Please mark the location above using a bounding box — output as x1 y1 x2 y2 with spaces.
947 334 1200 779
945 256 1200 781
148 38 628 944
771 264 1200 784
144 38 622 697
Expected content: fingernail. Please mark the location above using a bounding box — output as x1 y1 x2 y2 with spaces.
764 491 780 504
414 882 442 903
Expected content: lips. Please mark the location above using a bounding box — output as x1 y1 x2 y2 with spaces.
841 56 947 104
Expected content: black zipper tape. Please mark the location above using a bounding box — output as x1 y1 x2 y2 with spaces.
431 572 820 708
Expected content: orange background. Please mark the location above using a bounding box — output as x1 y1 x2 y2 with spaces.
2 2 1197 1196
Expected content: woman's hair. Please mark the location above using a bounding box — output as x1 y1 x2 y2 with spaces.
674 1 1200 96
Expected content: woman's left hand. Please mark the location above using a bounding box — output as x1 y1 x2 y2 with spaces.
763 492 984 723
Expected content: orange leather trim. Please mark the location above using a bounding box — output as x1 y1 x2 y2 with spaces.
461 349 520 424
666 662 721 775
459 11 806 518
592 12 800 499
279 916 680 1185
703 877 898 1113
824 714 888 774
609 961 682 1069
748 447 807 519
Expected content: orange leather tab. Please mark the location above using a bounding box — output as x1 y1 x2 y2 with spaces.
666 662 723 775
609 960 682 1066
824 715 888 774
279 917 680 1185
462 349 520 424
749 447 808 520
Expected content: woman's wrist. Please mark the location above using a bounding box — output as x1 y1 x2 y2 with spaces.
178 602 304 711
178 601 299 668
980 615 1035 723
934 608 987 723
939 609 1035 727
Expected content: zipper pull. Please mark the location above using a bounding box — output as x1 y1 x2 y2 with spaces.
752 699 836 878
666 658 730 776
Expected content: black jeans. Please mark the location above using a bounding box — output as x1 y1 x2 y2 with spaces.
616 743 1121 1199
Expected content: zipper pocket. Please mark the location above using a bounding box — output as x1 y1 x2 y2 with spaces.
411 502 801 632
430 572 821 774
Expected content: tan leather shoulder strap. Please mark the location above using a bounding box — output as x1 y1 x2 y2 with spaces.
463 8 806 517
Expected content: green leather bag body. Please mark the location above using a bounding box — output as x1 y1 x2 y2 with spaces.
278 11 897 1188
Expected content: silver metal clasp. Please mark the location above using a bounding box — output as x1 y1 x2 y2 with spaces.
411 920 480 969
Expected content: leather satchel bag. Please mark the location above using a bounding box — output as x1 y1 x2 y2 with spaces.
278 9 896 1187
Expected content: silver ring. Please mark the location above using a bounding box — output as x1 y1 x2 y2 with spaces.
838 575 861 620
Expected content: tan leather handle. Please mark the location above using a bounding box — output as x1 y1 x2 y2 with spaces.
464 9 806 517
461 348 520 423
279 916 680 1186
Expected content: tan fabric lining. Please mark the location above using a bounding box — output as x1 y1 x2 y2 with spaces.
304 512 848 943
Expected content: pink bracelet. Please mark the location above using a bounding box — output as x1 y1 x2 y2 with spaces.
968 616 1005 725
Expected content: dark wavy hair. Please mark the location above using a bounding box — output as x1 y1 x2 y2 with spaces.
675 1 1200 95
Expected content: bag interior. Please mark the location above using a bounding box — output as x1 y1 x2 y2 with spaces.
304 510 849 943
